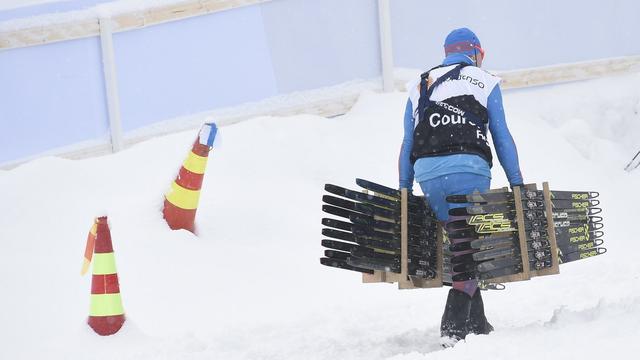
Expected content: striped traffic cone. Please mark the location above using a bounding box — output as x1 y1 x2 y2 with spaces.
163 122 218 233
81 216 125 336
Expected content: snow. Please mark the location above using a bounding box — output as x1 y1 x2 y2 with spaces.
1 73 639 359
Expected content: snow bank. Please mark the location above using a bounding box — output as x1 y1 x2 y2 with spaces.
0 73 638 359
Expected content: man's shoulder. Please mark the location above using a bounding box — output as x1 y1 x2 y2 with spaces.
462 66 502 90
464 65 498 77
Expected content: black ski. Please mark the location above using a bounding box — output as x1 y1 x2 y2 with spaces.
323 196 395 219
325 184 399 210
559 247 607 263
355 178 427 208
624 149 640 172
450 200 600 216
320 257 374 274
447 189 599 204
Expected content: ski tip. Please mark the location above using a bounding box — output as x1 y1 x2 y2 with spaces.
445 194 467 203
448 207 469 216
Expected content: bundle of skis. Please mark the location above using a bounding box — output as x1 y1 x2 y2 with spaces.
319 179 606 289
444 185 606 282
320 178 439 280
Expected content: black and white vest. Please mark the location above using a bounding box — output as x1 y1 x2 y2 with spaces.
408 63 500 166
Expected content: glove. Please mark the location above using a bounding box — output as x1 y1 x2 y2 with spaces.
510 183 524 190
399 178 413 191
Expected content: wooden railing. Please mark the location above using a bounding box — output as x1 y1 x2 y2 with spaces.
498 56 640 89
0 0 268 50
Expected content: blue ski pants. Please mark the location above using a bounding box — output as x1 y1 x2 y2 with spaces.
418 173 491 296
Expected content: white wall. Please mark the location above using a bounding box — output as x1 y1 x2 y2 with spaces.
1 0 639 166
391 0 640 71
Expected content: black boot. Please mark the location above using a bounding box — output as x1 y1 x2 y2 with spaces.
466 289 494 335
440 289 472 340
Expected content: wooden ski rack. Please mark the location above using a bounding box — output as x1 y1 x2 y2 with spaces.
361 183 562 288
319 179 602 290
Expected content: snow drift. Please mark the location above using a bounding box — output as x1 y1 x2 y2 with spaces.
0 73 639 359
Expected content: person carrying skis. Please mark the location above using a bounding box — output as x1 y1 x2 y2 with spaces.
398 27 524 341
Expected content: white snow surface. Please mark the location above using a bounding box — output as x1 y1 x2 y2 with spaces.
1 74 639 359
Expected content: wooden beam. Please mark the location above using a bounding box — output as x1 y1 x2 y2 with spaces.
498 56 640 89
395 56 640 91
489 185 533 283
532 182 560 277
99 17 123 153
0 0 269 50
377 0 394 93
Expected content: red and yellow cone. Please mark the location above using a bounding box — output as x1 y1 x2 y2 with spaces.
82 216 125 336
163 123 218 233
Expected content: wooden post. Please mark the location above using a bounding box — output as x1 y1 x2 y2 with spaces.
513 185 532 278
99 17 123 153
398 189 443 289
398 188 414 289
362 189 442 288
489 185 532 283
377 0 395 92
405 223 443 288
533 182 560 277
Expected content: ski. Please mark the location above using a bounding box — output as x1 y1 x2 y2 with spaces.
348 213 397 231
322 218 399 240
446 216 602 234
355 178 402 198
355 178 427 207
460 253 552 274
480 246 607 278
322 218 354 232
476 257 521 273
559 247 607 263
447 189 599 204
346 255 435 275
471 243 551 263
350 247 397 262
625 149 640 172
347 256 399 273
561 229 604 245
447 217 602 241
324 249 350 260
467 234 518 250
453 245 606 281
323 195 433 226
322 239 398 256
559 238 604 254
322 227 437 254
320 257 374 274
349 212 434 234
465 210 603 224
555 225 604 241
450 199 600 216
323 196 395 219
460 232 601 255
325 184 399 210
